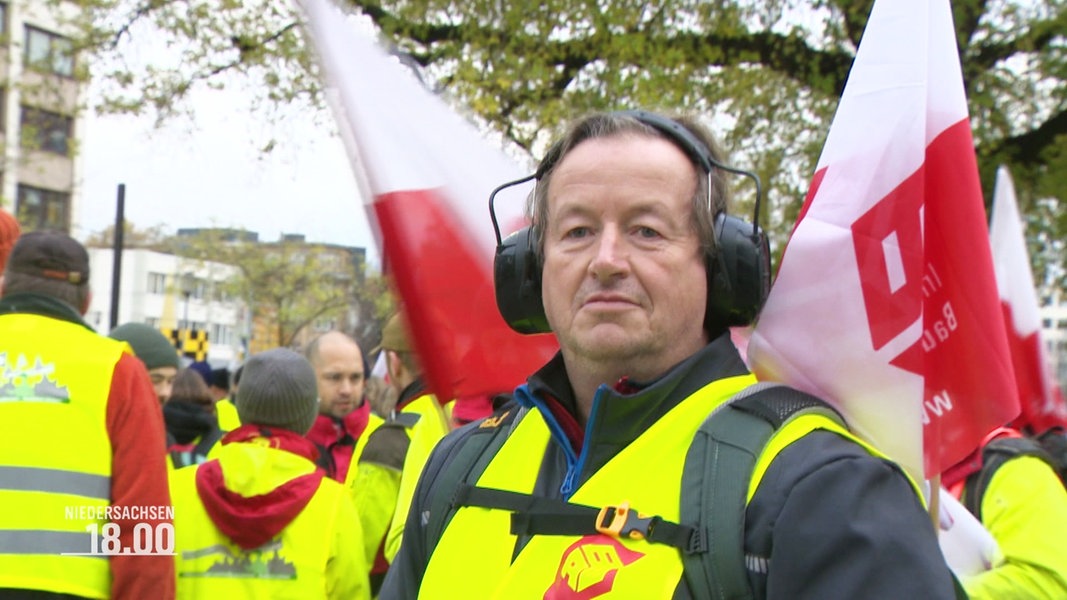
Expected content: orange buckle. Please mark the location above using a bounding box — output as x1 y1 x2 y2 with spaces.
596 501 655 540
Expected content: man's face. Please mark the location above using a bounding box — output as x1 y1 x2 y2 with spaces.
148 366 178 404
541 134 710 380
313 335 365 418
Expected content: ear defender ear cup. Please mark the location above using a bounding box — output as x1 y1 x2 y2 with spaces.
494 227 549 334
705 213 772 332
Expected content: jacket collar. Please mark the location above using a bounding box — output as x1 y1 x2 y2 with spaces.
396 376 428 411
520 332 750 453
0 291 93 331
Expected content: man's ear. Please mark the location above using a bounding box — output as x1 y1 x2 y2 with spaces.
80 289 92 316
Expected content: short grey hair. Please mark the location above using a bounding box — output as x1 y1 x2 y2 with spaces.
527 111 731 261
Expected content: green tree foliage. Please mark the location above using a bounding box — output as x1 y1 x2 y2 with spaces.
83 221 170 248
164 228 387 348
68 0 1067 290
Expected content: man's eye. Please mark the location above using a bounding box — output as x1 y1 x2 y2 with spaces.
636 226 661 239
564 227 590 239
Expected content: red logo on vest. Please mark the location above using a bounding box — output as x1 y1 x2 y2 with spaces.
544 535 643 599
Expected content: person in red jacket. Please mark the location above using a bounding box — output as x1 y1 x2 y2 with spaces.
305 331 373 481
0 231 174 599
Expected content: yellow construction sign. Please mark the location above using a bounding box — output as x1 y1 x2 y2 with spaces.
160 328 210 362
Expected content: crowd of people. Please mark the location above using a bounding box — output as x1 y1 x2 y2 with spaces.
1 109 1066 599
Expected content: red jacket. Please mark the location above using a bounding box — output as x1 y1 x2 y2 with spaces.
107 352 176 599
305 401 371 481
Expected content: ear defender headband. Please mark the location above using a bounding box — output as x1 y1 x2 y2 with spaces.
489 110 771 335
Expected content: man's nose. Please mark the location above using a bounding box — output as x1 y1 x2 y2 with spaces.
588 227 628 279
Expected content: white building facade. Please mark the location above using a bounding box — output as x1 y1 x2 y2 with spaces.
86 248 250 367
1042 289 1067 396
1 0 87 232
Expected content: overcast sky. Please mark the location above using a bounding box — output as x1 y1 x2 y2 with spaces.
76 81 381 267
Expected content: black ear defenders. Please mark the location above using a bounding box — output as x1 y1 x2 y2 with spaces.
488 110 771 335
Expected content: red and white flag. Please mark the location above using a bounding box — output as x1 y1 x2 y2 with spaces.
299 0 557 401
747 0 1018 480
990 166 1067 433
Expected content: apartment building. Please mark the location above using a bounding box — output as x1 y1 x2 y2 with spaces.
0 0 84 232
85 247 249 367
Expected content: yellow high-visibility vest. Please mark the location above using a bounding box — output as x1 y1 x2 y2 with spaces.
418 374 890 598
0 313 121 599
170 442 369 599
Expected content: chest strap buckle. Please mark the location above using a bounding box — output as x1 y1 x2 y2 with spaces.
596 502 658 541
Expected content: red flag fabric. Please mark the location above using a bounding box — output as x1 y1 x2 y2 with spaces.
990 166 1067 433
747 0 1018 480
300 0 557 402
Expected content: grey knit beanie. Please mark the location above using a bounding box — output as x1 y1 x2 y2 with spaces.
235 348 319 434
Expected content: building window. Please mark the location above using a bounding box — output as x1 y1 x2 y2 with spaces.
20 106 73 155
147 272 167 294
16 184 69 231
24 26 74 77
0 3 8 42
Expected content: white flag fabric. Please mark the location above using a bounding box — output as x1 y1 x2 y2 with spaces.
989 166 1067 432
747 0 1017 480
298 0 557 402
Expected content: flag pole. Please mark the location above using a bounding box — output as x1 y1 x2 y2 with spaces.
928 473 941 529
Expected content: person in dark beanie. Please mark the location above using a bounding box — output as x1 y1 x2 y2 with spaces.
163 368 224 470
209 366 242 431
0 231 174 599
169 348 368 599
109 321 181 403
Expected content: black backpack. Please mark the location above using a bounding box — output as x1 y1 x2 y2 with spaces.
963 434 1058 521
1034 428 1067 486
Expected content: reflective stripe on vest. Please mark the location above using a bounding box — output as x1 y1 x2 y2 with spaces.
0 465 110 499
0 313 121 599
420 375 755 599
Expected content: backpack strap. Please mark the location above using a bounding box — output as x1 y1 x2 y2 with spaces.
192 427 224 461
1034 428 1067 485
423 404 524 559
452 483 706 554
963 435 1055 520
680 382 844 600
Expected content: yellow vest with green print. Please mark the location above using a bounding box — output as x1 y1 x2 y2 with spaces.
170 443 365 599
418 378 905 599
0 313 122 599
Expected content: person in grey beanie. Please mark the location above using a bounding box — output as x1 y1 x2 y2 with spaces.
168 348 369 599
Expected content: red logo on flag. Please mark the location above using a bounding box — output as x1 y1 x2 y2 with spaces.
851 168 925 363
544 535 643 599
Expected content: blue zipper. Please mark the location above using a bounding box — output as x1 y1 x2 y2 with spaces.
515 383 609 501
560 384 608 500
